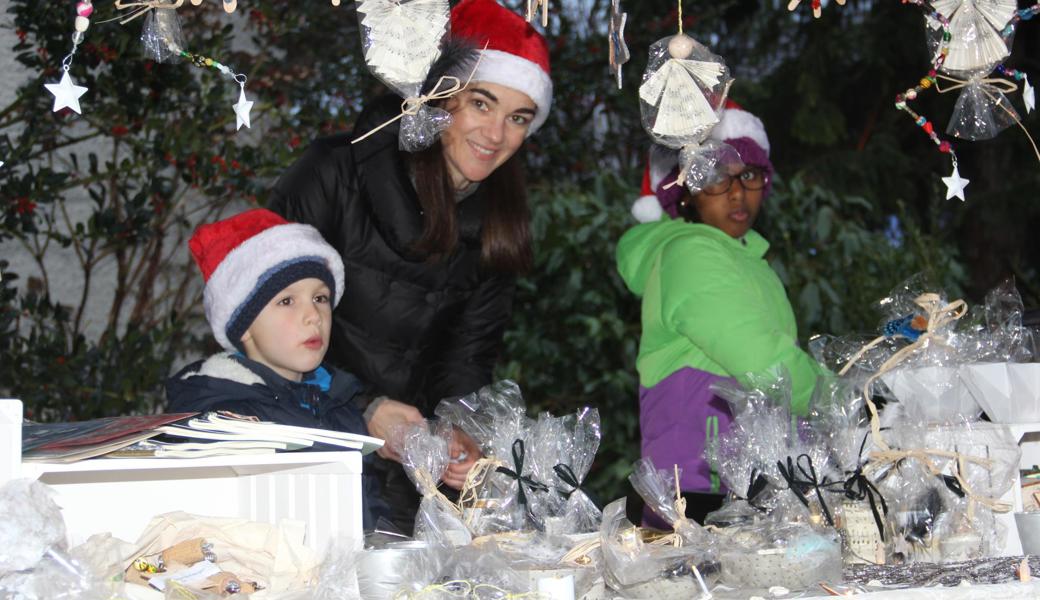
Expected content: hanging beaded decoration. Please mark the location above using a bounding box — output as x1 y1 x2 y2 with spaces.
897 0 1040 201
180 50 254 130
44 1 93 116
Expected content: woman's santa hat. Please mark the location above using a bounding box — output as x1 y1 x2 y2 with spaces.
188 209 345 352
631 100 773 223
450 0 553 135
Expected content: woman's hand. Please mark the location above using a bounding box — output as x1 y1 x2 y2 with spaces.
366 398 425 462
442 427 481 490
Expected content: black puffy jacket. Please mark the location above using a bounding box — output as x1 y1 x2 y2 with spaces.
268 97 515 416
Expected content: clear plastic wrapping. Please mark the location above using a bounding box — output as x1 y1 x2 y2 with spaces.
717 520 843 590
355 0 452 151
598 499 711 598
629 458 715 549
400 422 473 546
0 479 110 600
946 77 1019 140
141 9 184 62
435 381 603 536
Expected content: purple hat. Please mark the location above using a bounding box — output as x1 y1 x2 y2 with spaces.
631 104 775 223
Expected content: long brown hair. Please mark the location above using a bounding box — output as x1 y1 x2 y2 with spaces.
408 141 532 274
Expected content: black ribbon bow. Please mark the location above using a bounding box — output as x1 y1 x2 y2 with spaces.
496 439 549 507
776 454 835 527
842 466 889 541
553 463 587 501
744 469 770 512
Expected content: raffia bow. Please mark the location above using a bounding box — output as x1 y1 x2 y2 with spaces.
352 44 488 146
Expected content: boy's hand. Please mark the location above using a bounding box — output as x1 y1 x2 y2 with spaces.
442 427 481 490
366 398 424 461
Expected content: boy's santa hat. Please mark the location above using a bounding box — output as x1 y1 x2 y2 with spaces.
450 0 553 135
188 209 345 352
630 100 773 222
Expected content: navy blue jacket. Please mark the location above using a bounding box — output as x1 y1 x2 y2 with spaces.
165 353 390 529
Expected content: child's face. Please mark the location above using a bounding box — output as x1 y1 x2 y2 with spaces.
689 167 764 239
240 277 333 382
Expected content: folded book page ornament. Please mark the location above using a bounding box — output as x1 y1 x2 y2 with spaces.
638 22 734 194
527 0 549 27
355 0 452 151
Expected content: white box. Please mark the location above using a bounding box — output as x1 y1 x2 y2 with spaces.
1 399 364 553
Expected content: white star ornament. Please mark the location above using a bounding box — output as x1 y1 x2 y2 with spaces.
44 71 89 114
942 166 969 201
233 87 254 130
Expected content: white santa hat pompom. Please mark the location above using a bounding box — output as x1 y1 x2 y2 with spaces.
631 195 664 223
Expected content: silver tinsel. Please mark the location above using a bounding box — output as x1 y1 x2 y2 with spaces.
846 555 1040 587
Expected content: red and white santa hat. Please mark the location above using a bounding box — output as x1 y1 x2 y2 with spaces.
188 209 345 352
450 0 553 135
630 100 772 222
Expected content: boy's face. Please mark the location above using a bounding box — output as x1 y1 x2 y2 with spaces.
240 277 333 382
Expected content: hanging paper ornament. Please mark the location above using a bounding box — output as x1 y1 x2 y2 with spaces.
638 34 730 148
355 0 453 152
356 0 449 93
526 0 549 27
223 0 237 13
926 0 1016 75
638 27 734 194
44 1 92 116
141 8 185 62
608 0 630 90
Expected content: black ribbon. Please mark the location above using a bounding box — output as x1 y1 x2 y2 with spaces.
941 474 966 498
842 467 889 541
739 469 770 512
776 454 834 527
496 439 549 507
553 463 585 501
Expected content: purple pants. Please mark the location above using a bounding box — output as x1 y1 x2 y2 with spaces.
639 366 734 494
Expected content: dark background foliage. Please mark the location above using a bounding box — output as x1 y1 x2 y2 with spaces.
1 0 1037 501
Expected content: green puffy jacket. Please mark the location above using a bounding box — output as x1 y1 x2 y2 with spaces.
616 218 824 415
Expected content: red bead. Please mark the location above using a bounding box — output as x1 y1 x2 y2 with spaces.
923 122 933 134
939 141 951 153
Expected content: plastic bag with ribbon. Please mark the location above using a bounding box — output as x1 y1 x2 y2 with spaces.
400 422 472 546
628 458 716 550
943 74 1020 140
527 408 603 535
598 498 713 598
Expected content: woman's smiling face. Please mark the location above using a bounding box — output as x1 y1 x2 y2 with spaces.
440 82 537 190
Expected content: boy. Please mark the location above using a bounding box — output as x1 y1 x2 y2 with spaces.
167 208 387 526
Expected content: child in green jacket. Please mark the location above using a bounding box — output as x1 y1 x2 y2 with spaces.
617 102 825 523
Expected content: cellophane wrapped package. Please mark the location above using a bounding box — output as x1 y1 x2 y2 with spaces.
0 479 111 599
599 499 712 599
436 381 603 537
629 458 716 550
527 408 603 535
400 422 472 546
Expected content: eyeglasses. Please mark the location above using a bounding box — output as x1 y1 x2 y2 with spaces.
700 168 768 196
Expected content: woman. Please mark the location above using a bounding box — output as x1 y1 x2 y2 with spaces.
616 103 826 524
268 0 552 532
